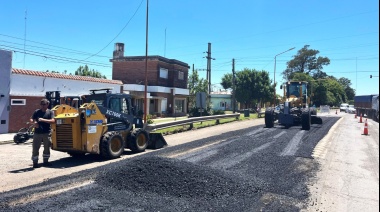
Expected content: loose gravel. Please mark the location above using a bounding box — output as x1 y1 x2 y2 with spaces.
0 116 341 212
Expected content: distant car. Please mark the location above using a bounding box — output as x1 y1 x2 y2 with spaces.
345 105 356 114
340 103 349 112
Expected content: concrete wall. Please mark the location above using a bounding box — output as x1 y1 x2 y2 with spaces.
0 50 12 133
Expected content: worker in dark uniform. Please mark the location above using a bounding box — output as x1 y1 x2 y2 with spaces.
30 99 55 168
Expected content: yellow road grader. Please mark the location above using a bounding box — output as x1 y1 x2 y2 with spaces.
265 81 322 130
46 89 167 159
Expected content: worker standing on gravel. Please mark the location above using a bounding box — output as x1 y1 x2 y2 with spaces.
30 99 55 168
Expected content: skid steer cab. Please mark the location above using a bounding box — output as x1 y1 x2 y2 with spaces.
265 81 322 130
49 89 167 159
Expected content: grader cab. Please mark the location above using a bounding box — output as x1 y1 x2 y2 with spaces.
265 81 322 130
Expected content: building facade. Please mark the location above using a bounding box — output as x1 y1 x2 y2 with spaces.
110 43 190 117
210 91 233 111
0 49 124 133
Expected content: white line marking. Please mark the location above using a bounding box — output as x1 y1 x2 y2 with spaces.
280 130 306 156
211 140 276 169
274 131 287 139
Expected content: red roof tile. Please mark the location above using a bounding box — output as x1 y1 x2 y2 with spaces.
12 68 122 85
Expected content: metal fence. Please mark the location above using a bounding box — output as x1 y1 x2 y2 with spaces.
146 113 241 132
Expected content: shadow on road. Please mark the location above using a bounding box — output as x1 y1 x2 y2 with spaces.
8 149 141 173
8 167 35 173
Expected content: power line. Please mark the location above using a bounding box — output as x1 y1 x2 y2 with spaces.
0 40 110 59
0 47 111 68
0 0 145 65
81 0 144 62
0 33 109 58
0 44 110 66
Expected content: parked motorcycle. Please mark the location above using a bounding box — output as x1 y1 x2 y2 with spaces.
13 122 34 144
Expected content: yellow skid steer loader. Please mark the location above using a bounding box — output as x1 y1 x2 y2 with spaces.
47 89 167 159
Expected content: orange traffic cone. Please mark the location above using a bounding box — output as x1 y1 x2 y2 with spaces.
359 113 363 123
363 119 369 135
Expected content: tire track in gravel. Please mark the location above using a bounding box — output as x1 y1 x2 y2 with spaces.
175 127 277 165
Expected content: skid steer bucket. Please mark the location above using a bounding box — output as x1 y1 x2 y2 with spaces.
147 133 168 149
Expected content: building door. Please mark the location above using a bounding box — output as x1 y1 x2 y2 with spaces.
161 98 167 113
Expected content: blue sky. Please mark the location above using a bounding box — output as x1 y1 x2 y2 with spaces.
1 0 378 96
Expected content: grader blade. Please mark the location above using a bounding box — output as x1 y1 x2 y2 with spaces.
147 133 168 149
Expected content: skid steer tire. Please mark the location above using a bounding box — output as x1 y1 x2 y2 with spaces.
100 131 125 159
265 108 274 128
301 110 311 130
129 129 149 153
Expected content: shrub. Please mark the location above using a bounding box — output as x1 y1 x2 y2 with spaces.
147 114 154 124
213 109 225 115
188 107 212 117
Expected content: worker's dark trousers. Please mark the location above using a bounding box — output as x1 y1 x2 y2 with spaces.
31 133 51 164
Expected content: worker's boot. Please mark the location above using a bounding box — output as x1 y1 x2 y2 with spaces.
43 159 52 167
33 160 39 169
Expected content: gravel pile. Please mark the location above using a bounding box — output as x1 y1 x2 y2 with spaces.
95 156 261 199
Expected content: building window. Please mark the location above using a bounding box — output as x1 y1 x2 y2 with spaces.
178 71 184 80
11 99 26 105
174 99 185 113
160 68 168 79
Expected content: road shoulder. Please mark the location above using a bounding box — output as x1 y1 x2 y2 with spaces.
305 114 379 211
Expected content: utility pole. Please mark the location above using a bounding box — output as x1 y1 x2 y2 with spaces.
192 64 195 89
204 43 215 97
232 58 236 113
23 9 27 70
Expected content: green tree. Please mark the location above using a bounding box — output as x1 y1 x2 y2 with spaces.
75 65 106 79
221 68 272 108
312 78 346 106
282 45 330 80
253 70 273 105
220 74 233 89
187 69 208 108
338 77 356 101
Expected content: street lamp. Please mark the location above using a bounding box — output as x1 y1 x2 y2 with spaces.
273 47 295 106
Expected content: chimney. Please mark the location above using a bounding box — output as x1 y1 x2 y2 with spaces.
113 43 125 59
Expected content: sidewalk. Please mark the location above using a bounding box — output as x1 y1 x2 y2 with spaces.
0 133 17 144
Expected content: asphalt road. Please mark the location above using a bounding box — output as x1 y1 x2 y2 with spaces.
0 113 378 211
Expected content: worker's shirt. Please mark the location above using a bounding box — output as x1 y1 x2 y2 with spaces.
31 109 54 134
